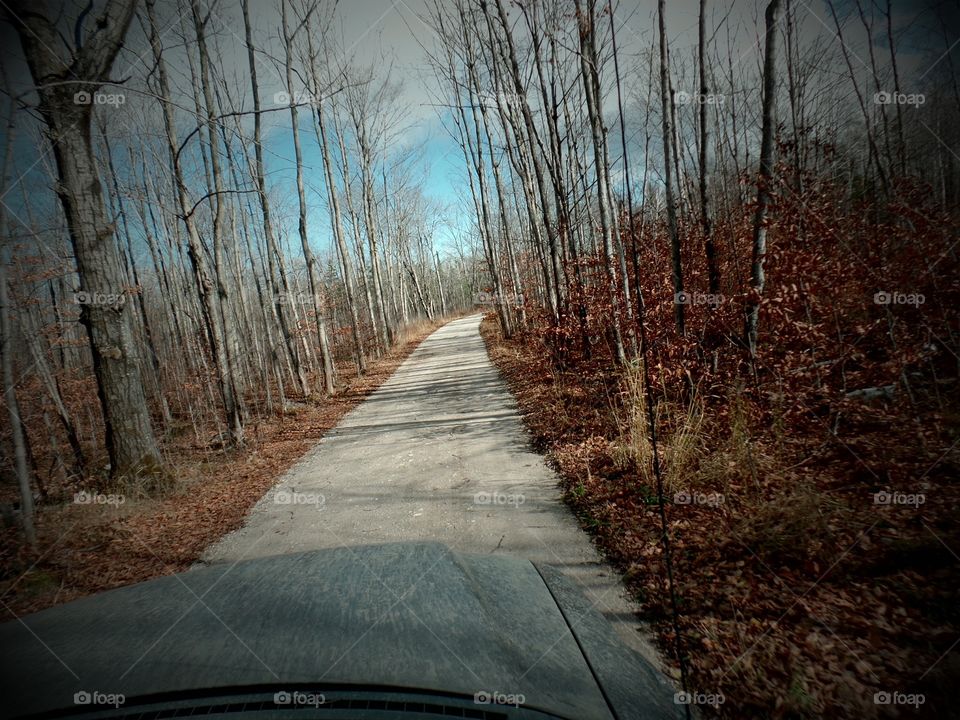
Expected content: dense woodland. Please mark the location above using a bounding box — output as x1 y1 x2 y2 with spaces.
1 0 958 717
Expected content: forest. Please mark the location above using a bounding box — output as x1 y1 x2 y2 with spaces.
1 0 958 717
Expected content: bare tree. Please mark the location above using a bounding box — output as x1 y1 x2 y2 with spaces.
745 0 783 357
1 263 35 552
575 0 627 363
11 0 162 479
281 0 335 395
304 26 366 375
699 0 719 298
241 0 312 399
658 0 685 335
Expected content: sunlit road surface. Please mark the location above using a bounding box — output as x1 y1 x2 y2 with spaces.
202 314 663 665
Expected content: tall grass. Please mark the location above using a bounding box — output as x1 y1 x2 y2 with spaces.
612 360 706 494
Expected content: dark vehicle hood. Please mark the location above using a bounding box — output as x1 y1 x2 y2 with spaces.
0 542 680 719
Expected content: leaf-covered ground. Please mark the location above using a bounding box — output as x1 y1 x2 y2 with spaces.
481 312 959 720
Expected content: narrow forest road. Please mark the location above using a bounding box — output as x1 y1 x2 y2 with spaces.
202 314 661 665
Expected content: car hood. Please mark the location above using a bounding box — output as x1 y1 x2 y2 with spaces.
0 542 679 719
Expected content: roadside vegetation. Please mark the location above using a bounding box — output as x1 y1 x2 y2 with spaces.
482 178 959 716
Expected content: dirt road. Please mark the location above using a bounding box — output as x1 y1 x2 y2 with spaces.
202 314 663 664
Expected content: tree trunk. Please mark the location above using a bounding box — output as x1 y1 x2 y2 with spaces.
148 0 244 446
745 0 783 357
281 0 335 395
242 0 311 398
306 32 366 375
658 0 685 335
699 0 720 298
12 0 162 480
0 254 36 547
576 0 627 364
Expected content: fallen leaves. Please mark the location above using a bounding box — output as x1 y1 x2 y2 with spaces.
481 290 959 719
